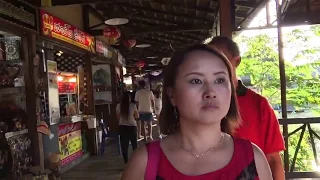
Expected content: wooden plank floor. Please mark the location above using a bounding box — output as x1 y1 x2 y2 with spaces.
62 121 161 180
61 139 127 180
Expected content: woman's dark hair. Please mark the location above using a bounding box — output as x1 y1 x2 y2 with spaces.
138 80 146 88
120 91 130 119
159 44 241 135
154 84 163 98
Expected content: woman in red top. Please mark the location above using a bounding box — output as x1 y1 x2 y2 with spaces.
121 45 272 180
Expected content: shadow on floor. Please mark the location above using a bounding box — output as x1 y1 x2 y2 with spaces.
61 140 128 180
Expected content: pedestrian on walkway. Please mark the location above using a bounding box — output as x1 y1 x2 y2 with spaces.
209 36 285 180
154 84 163 139
135 80 155 141
116 91 139 164
121 44 272 180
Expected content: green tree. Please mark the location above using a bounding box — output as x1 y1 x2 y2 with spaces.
234 32 320 171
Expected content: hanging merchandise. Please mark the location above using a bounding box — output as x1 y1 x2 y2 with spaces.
37 121 54 139
5 130 32 179
103 26 121 45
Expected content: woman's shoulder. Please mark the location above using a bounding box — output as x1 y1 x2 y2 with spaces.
121 144 149 180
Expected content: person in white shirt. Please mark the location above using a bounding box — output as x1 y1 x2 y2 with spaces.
116 91 139 163
154 84 163 139
135 80 155 141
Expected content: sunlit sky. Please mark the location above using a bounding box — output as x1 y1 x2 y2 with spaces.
239 1 320 65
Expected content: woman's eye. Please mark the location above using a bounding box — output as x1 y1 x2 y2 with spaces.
190 79 202 84
214 78 225 84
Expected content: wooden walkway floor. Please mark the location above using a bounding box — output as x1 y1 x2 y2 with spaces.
62 121 160 180
61 139 131 180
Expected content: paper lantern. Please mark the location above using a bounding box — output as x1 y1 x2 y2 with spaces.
103 27 121 45
136 60 145 70
124 39 136 49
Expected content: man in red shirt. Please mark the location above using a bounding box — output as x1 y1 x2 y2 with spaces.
209 36 285 180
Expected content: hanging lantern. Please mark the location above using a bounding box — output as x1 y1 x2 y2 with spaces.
103 26 121 45
124 39 136 49
136 60 145 71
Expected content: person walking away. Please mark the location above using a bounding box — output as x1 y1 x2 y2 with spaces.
131 84 142 139
116 91 139 164
154 84 163 139
135 80 155 141
209 36 285 180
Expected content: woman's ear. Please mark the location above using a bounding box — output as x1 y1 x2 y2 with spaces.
166 87 176 106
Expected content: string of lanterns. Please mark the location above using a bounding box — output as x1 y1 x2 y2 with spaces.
103 27 145 73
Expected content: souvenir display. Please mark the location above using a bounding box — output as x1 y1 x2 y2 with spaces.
6 132 32 179
0 100 30 179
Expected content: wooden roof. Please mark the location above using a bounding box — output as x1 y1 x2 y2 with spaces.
282 0 320 26
24 0 264 73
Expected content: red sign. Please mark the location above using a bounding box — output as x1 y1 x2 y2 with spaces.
58 81 77 94
58 122 81 136
40 10 95 52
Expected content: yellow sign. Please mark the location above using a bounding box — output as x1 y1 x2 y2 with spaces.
58 129 82 166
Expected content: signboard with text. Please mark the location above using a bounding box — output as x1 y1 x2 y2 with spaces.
0 0 37 31
58 122 82 167
40 10 95 52
96 39 113 58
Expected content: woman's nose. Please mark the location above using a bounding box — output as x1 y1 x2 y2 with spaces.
203 84 217 99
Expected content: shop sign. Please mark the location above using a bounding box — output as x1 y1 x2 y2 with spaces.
40 10 95 53
96 39 113 58
0 0 37 31
58 81 77 94
58 122 82 166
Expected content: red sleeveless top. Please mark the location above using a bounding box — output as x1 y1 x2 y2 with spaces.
146 138 259 180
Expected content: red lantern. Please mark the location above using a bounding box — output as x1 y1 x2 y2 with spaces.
136 60 145 70
124 39 136 49
103 26 121 45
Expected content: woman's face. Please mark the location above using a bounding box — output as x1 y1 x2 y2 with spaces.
170 50 232 125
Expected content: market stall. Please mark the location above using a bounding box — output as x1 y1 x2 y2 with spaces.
0 0 39 179
37 10 97 174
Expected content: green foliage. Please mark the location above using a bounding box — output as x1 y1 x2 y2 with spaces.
287 128 313 171
235 30 320 171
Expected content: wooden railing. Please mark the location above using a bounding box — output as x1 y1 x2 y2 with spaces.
279 117 320 179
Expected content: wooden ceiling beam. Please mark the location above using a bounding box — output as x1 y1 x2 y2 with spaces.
47 0 154 6
237 0 267 27
121 3 213 23
235 1 257 9
89 25 207 36
150 1 218 14
146 33 198 44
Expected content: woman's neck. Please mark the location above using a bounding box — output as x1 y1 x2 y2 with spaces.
177 120 223 153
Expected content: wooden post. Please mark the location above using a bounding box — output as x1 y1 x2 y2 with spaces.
219 0 233 38
24 33 44 170
276 0 289 173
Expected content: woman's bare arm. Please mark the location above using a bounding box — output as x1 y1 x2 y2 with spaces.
121 145 148 180
252 144 273 180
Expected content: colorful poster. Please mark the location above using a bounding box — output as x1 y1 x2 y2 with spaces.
40 10 95 53
58 122 82 166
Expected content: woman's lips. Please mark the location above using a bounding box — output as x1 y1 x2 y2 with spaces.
202 104 219 110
